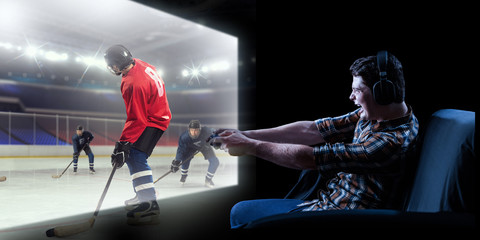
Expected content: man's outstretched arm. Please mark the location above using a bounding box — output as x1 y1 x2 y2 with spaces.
216 131 316 170
216 121 325 146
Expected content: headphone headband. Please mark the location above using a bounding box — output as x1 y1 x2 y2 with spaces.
377 50 388 80
373 50 396 105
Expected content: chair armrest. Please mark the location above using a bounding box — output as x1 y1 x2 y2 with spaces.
244 209 475 229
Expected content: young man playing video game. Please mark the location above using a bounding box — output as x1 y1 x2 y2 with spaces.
210 51 419 228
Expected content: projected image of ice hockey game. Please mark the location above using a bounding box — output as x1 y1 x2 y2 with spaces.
0 0 238 236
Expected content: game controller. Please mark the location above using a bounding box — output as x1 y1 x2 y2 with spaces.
207 132 222 149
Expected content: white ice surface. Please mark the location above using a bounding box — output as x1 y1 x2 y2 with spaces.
0 148 237 239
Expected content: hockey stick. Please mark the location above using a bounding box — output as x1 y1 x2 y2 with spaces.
153 157 194 184
153 169 172 184
46 162 118 237
52 143 88 179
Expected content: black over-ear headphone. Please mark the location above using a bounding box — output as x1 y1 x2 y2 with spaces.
373 51 396 105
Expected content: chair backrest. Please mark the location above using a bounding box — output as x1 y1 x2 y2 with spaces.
405 109 475 212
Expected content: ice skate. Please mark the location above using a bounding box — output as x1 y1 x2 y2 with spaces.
205 177 215 188
126 200 160 226
124 194 140 211
89 168 95 174
180 174 187 185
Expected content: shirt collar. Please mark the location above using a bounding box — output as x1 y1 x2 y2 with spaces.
371 105 414 131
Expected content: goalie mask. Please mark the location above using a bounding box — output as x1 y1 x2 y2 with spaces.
104 44 134 76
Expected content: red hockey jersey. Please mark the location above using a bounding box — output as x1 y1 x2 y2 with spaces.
119 58 171 143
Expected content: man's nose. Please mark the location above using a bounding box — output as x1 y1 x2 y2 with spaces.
349 92 355 101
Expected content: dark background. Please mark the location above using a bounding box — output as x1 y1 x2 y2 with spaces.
251 4 478 200
130 0 477 237
16 1 473 239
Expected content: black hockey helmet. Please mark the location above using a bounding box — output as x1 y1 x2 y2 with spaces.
188 120 201 139
188 120 201 129
104 44 134 76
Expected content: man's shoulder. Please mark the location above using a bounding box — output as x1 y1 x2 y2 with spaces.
133 58 155 71
179 131 190 142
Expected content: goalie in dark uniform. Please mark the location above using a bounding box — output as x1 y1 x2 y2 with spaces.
170 120 220 188
72 125 95 174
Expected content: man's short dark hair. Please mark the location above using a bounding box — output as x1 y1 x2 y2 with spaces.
349 53 405 103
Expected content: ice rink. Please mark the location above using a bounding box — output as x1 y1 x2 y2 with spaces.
0 149 238 239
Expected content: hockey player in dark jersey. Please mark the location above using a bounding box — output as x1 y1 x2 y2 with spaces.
170 120 220 188
71 125 95 174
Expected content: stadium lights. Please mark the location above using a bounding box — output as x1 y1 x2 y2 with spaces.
44 51 68 61
181 61 230 77
0 42 13 50
1 43 252 82
1 42 168 76
156 69 164 77
191 68 200 77
25 46 38 57
0 42 67 62
210 61 229 71
23 45 69 62
76 56 106 69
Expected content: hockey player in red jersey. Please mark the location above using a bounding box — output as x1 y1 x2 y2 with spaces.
104 44 171 225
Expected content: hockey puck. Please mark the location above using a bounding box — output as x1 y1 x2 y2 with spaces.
46 228 55 237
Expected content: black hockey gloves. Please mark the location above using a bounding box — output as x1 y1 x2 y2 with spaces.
111 141 131 169
170 159 182 173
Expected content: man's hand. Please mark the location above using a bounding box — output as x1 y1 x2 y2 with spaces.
111 141 131 169
213 130 256 156
207 129 242 148
207 129 240 141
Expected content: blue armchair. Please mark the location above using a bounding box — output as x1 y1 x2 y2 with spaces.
243 109 475 229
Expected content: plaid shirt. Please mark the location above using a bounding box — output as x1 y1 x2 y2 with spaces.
298 107 419 211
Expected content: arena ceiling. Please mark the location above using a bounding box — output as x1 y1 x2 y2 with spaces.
0 0 237 90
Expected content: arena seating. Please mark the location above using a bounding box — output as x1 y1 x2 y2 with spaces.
0 79 237 146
